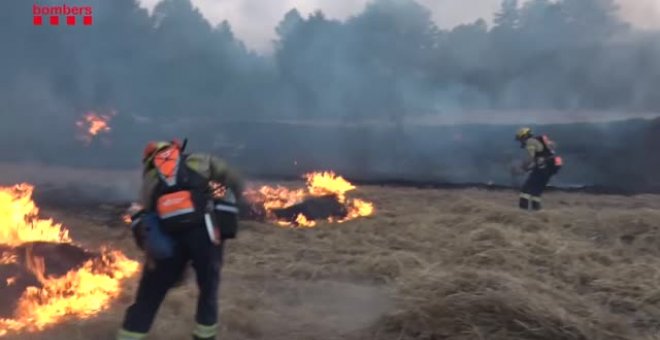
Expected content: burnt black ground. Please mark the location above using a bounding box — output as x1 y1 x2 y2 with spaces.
0 242 96 319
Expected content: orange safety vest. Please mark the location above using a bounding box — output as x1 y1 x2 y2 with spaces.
150 146 209 232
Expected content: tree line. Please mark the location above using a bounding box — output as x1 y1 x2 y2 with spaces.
1 0 658 128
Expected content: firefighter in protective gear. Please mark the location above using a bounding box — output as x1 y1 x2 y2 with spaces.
515 128 563 211
117 140 243 340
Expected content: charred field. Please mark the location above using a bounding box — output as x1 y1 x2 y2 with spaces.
3 178 660 340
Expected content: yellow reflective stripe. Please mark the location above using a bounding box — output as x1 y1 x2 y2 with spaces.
117 329 147 340
193 323 218 338
520 193 531 199
531 196 542 202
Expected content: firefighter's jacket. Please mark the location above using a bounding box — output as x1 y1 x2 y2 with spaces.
140 152 243 212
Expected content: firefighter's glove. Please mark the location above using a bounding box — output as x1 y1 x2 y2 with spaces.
126 202 144 217
127 207 147 251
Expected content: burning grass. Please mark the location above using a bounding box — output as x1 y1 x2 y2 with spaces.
4 177 660 340
243 171 375 227
75 111 116 146
0 184 139 336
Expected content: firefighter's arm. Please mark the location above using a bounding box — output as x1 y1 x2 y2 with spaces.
124 174 151 221
208 156 245 201
139 170 159 211
126 172 156 252
521 143 537 171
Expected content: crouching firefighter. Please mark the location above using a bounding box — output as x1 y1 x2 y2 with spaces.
118 139 244 340
515 128 563 211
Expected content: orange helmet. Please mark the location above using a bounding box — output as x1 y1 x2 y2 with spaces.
142 140 181 163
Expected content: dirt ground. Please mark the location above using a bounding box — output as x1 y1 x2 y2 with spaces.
3 182 660 340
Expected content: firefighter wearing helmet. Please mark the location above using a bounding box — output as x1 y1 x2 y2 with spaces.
515 127 563 211
117 139 244 340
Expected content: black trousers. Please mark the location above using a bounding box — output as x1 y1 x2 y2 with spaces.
120 224 224 339
519 167 553 211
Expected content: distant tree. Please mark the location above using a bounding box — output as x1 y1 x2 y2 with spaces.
1 0 659 146
275 9 304 46
344 0 438 116
560 0 627 41
494 0 519 30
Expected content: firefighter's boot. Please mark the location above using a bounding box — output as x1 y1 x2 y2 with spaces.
519 194 532 210
192 322 218 340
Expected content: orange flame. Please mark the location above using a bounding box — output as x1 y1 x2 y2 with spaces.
292 214 317 228
0 184 70 247
1 251 17 264
245 171 375 227
304 171 355 202
0 183 139 336
75 111 116 145
11 250 137 330
252 186 307 212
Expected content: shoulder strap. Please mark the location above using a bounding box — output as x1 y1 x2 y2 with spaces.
536 135 556 156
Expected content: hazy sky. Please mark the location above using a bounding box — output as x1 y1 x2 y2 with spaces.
138 0 660 53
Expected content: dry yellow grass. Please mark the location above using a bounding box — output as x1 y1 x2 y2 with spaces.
3 183 660 340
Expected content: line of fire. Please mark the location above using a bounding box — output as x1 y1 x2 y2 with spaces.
0 113 377 336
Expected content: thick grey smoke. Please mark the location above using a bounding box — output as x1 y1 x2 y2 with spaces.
4 0 658 122
138 0 507 52
137 0 660 52
1 0 659 192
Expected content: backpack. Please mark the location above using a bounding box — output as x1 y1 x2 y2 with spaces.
150 145 210 233
536 135 564 174
149 145 240 240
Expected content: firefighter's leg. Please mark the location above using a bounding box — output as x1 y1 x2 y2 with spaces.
531 196 542 211
529 169 552 211
118 250 188 339
187 226 225 340
173 265 189 288
519 173 534 210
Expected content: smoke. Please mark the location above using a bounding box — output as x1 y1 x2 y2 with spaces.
138 0 509 53
5 0 658 120
617 0 660 30
137 0 660 53
0 163 140 205
138 0 369 52
1 0 660 192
